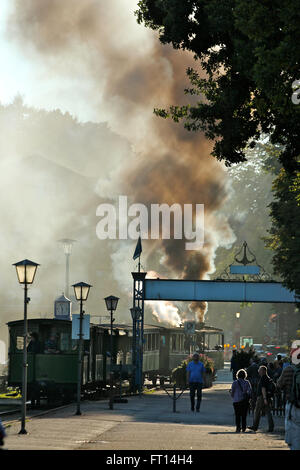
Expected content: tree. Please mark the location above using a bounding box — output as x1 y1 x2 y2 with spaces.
136 0 300 172
206 141 299 340
265 169 300 296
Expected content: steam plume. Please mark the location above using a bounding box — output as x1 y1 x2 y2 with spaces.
5 0 235 326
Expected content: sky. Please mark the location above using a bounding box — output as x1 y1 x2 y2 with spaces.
0 1 102 123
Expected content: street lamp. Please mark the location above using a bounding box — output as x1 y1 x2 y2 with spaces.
235 312 241 349
130 306 142 395
72 281 92 416
13 259 39 434
104 295 119 409
58 239 76 298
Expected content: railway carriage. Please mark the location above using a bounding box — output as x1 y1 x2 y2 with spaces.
7 317 224 403
8 318 80 403
142 324 224 385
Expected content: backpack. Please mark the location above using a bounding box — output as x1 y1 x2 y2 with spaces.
266 377 276 399
290 364 300 408
237 379 250 402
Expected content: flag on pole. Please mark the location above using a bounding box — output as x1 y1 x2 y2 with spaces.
133 236 142 260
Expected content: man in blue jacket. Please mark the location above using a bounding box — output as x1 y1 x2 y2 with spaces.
186 352 206 412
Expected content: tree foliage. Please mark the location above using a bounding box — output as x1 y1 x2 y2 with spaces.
207 142 299 340
265 168 300 296
136 0 300 172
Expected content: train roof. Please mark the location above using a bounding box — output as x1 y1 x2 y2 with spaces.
7 318 223 335
98 323 164 331
7 318 72 327
99 323 223 334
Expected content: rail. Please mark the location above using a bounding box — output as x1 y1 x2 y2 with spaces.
248 389 286 417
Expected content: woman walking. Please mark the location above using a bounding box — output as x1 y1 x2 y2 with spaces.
230 369 252 433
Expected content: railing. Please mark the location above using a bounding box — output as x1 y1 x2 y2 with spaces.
162 384 186 412
248 389 286 417
271 390 286 417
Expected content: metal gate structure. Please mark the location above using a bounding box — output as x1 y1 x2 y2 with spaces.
131 242 298 392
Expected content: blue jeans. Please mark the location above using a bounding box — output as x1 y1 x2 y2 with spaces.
189 382 203 410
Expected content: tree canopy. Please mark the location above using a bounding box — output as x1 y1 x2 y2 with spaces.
136 0 300 172
266 168 300 296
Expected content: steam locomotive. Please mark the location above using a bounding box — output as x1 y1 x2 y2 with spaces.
7 317 224 404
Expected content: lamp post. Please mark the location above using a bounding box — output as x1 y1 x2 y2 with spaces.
13 259 39 434
104 295 119 410
72 281 92 416
58 239 76 298
235 312 241 349
130 306 142 395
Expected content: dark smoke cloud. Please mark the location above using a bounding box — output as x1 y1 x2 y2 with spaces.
6 0 235 325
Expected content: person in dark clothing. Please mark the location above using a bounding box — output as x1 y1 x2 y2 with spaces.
230 350 239 381
27 332 42 353
267 362 275 379
273 360 283 383
0 418 6 448
248 365 274 432
246 358 260 409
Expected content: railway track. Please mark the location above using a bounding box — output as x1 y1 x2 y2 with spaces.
0 402 78 427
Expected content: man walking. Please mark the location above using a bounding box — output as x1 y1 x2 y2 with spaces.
186 352 206 412
248 365 274 432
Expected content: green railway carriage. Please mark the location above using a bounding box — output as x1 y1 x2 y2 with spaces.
8 319 78 402
7 318 110 403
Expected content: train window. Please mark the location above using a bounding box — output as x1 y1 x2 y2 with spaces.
9 326 26 352
59 332 70 352
179 334 183 352
117 351 124 364
16 336 24 350
147 334 150 351
171 334 176 352
93 331 103 354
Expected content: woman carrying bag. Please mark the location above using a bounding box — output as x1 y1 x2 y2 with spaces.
230 369 252 433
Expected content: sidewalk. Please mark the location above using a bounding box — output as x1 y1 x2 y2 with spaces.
2 365 288 450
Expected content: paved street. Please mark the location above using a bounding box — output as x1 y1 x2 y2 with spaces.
2 363 289 451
